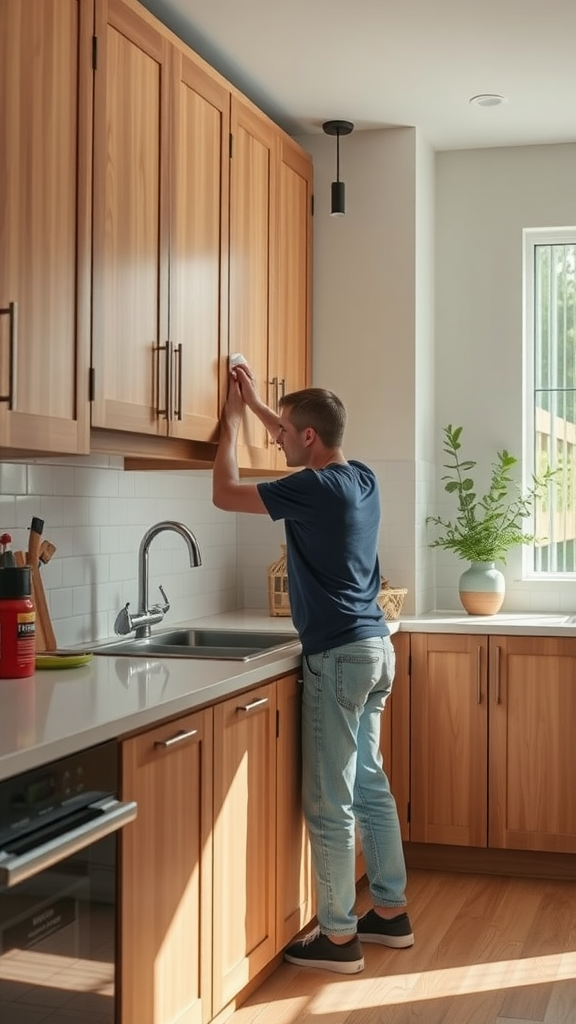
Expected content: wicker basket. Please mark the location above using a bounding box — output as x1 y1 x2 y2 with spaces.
376 583 408 621
266 544 291 617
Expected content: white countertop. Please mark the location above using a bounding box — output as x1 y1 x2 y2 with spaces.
400 610 576 635
2 608 575 782
0 611 301 782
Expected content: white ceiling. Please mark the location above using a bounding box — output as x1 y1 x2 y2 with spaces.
141 0 576 151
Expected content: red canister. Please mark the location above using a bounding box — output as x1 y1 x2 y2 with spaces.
0 567 36 678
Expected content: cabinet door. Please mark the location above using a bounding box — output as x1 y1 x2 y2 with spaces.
229 98 276 471
121 708 213 1024
489 635 576 853
410 633 488 846
270 137 312 472
276 671 314 949
169 50 229 443
0 0 92 454
91 0 170 435
212 683 277 1014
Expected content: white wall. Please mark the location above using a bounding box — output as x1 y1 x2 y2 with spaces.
297 127 435 612
435 141 576 612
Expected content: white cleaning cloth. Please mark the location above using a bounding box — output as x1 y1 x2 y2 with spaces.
229 352 248 368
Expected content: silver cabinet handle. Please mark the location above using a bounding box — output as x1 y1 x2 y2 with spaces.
154 728 198 749
236 696 269 713
494 645 501 704
269 377 280 411
0 300 17 409
155 341 170 419
0 797 137 888
166 340 173 421
476 645 482 704
174 343 183 421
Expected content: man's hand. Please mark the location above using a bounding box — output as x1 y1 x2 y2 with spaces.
232 362 261 413
232 362 283 440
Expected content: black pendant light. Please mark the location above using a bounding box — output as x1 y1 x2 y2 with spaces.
322 120 354 216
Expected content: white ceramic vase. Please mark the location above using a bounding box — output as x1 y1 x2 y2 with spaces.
458 561 505 615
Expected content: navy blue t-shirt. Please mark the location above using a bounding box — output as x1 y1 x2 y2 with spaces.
257 460 389 656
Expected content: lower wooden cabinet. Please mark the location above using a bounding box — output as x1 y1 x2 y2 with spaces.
120 707 213 1024
489 635 576 853
212 681 277 1014
120 670 314 1024
275 672 315 948
410 632 576 854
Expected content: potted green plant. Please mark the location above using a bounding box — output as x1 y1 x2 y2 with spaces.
426 424 551 614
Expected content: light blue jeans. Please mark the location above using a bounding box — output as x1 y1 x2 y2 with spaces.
302 636 407 936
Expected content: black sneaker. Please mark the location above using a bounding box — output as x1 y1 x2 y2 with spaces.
284 927 364 974
357 909 414 947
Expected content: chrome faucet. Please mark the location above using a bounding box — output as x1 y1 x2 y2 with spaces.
114 521 202 639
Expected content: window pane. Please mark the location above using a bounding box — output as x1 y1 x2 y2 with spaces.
532 237 576 573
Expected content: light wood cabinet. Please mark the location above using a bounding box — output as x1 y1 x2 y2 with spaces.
269 137 313 472
212 681 277 1013
168 47 229 443
410 632 576 854
120 708 213 1024
410 632 488 847
230 102 313 474
229 98 277 471
489 635 576 853
275 671 314 948
91 0 228 443
120 669 315 1024
0 0 92 455
2 0 311 464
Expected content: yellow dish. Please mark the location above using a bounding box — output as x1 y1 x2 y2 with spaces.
36 653 93 670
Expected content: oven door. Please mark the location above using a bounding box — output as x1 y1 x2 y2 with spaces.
0 796 136 1023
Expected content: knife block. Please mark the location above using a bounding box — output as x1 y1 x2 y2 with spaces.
14 550 57 652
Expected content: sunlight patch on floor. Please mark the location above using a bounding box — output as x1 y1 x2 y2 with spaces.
305 952 576 1010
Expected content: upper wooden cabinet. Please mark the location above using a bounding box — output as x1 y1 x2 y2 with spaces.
0 0 92 454
229 98 277 471
91 0 228 443
1 0 311 463
232 116 313 474
269 137 313 472
169 49 230 443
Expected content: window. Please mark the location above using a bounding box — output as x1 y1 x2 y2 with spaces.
524 228 576 574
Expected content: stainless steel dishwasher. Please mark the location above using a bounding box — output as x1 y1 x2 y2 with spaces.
0 740 137 1022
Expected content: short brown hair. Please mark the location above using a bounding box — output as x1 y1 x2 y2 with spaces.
280 388 346 448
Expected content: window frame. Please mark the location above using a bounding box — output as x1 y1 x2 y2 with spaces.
522 225 576 580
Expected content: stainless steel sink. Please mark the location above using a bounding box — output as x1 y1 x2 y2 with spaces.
90 627 300 661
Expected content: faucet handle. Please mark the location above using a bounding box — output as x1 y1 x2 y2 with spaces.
158 584 170 615
114 602 134 636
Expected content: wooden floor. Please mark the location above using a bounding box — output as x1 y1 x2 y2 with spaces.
227 869 576 1024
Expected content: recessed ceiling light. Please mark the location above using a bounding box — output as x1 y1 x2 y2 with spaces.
469 94 507 108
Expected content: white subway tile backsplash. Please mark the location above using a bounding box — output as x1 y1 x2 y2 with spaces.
0 463 26 495
27 464 56 496
49 466 76 496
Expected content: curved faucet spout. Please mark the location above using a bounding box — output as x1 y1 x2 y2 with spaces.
137 521 202 637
